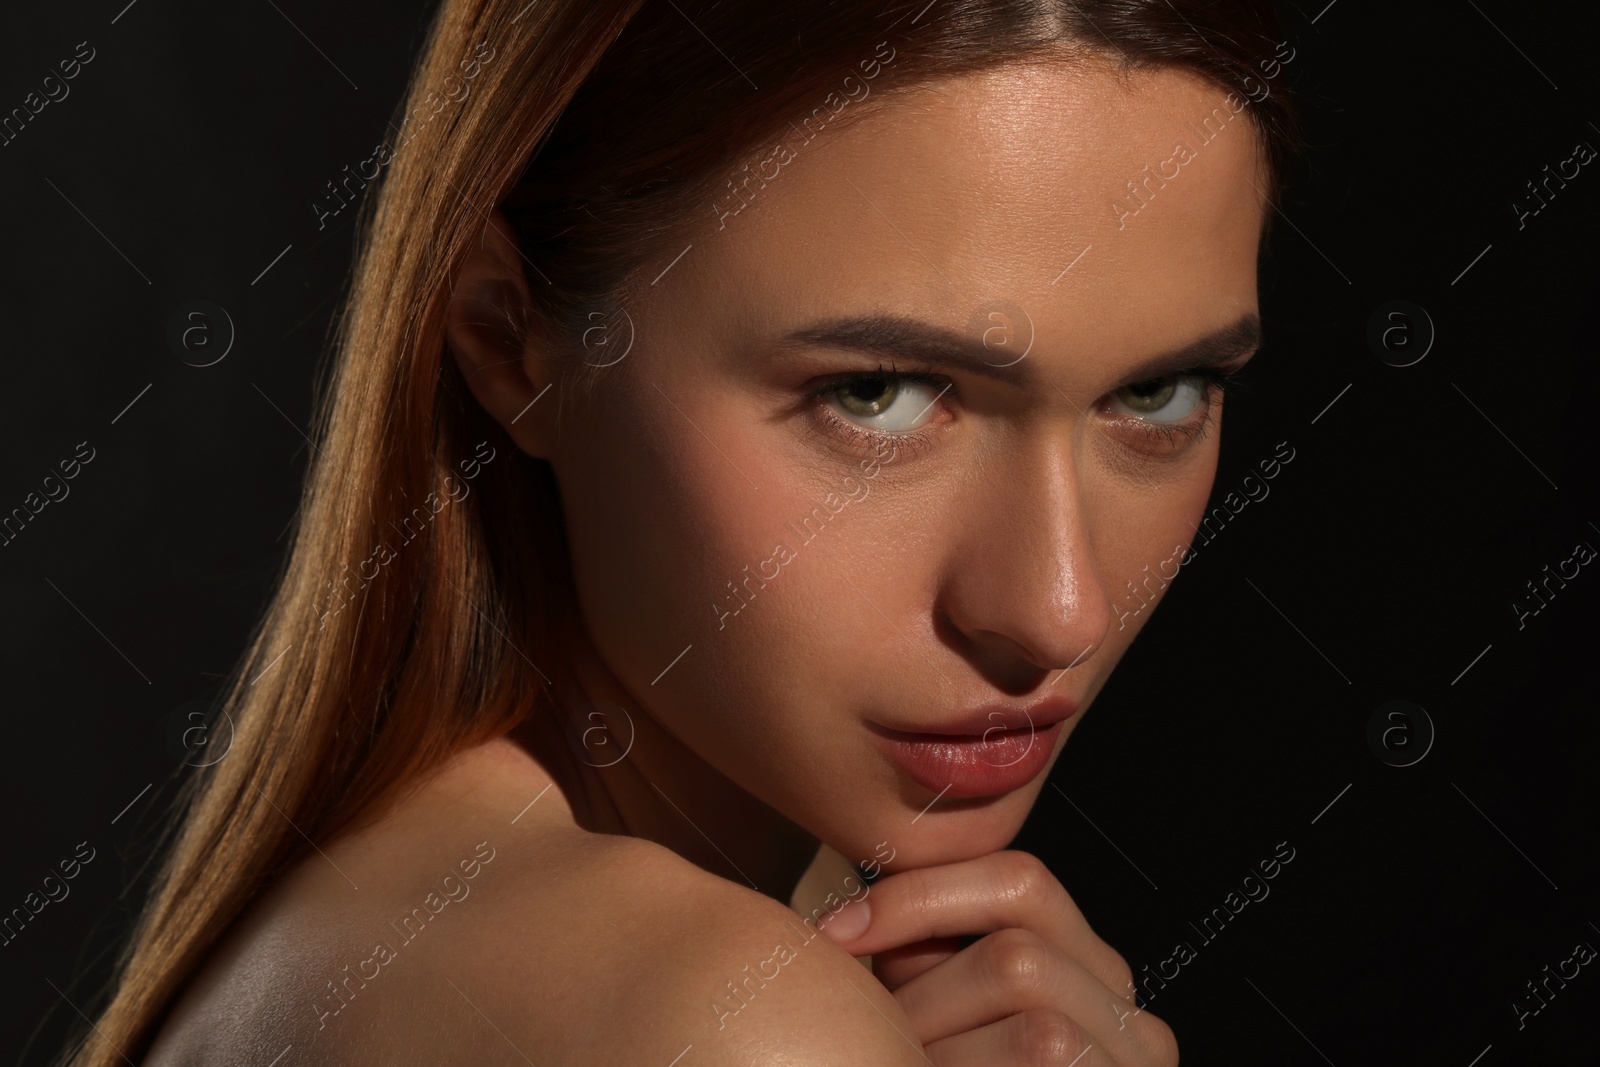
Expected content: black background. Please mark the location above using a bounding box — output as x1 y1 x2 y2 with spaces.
2 1 1596 1064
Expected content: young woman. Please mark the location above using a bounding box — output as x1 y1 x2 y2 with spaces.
64 1 1300 1063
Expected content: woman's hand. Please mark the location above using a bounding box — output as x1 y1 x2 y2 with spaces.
819 849 1177 1066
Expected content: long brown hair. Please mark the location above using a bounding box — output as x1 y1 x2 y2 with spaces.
63 1 1300 1062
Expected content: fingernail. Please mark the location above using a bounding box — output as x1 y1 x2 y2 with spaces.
820 899 870 944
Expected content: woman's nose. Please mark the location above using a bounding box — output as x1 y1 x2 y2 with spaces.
934 442 1112 684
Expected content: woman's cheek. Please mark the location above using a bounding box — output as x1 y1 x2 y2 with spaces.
553 396 795 694
1083 446 1220 636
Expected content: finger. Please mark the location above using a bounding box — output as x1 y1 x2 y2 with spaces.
922 1009 1114 1067
892 926 1169 1061
871 936 964 992
820 850 1132 996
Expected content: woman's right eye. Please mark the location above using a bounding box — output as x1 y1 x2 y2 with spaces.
819 370 950 433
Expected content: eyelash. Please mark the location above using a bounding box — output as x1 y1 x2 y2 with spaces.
806 364 948 460
806 362 1248 458
1105 365 1242 451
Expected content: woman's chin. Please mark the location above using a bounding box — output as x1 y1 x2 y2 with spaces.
819 798 1034 877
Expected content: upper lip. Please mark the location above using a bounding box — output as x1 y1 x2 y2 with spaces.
872 694 1079 738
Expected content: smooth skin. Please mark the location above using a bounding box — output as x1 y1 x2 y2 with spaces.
145 53 1265 1065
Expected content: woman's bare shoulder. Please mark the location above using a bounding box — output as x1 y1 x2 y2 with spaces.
144 740 924 1066
385 825 927 1065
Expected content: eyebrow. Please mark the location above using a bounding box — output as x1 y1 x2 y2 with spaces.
774 310 1262 388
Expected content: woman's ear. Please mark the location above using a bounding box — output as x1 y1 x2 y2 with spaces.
445 208 557 458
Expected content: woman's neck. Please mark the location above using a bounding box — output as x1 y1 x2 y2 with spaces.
503 621 821 906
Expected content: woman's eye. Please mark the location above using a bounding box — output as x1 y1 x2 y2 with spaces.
1106 375 1209 424
825 373 946 433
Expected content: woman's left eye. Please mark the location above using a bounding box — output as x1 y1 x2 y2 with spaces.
1106 374 1209 424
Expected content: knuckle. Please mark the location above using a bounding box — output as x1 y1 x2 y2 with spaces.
996 850 1054 904
1135 1011 1180 1067
1014 1008 1087 1066
983 927 1052 1000
1105 950 1135 1000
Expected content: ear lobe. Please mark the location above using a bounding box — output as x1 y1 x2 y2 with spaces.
445 208 556 458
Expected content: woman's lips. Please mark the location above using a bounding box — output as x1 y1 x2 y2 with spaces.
869 719 1065 798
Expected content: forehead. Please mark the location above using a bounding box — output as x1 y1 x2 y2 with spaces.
667 56 1269 364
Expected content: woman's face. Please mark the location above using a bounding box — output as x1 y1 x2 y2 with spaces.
543 57 1267 870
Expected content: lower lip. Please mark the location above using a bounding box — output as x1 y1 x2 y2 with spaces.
871 720 1064 799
